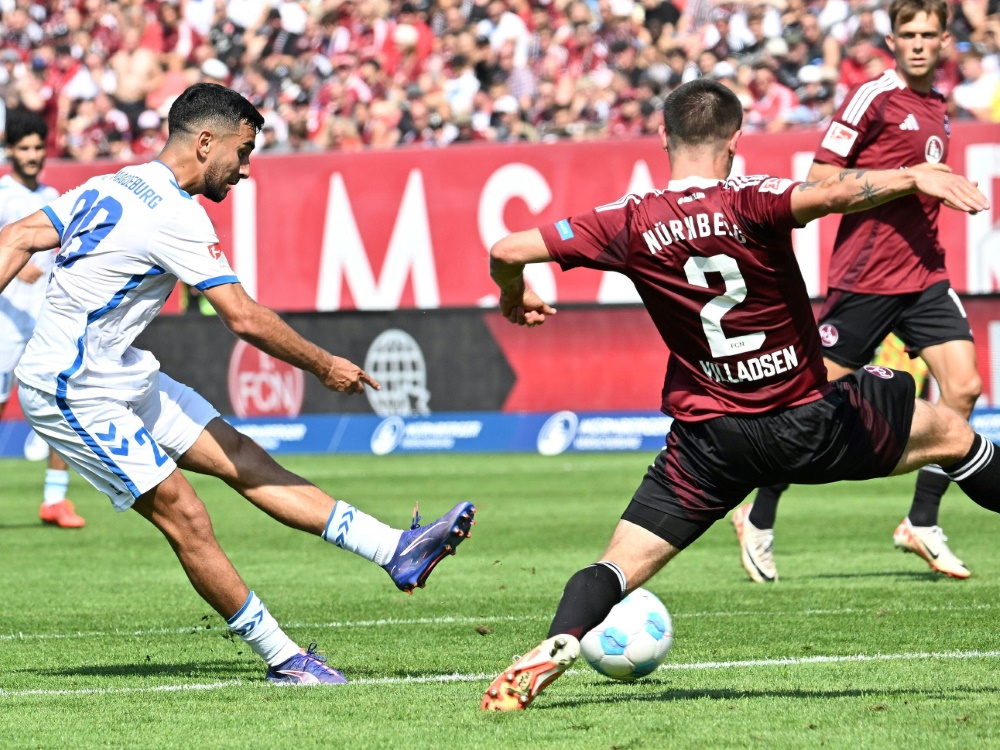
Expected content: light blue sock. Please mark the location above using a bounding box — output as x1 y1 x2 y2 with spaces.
43 469 69 506
226 591 300 667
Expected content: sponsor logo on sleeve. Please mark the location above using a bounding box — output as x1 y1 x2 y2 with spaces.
759 177 794 195
820 122 859 158
555 219 575 240
863 364 894 379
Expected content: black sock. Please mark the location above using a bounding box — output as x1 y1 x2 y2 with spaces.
748 484 788 530
944 434 1000 513
547 562 626 640
907 468 950 526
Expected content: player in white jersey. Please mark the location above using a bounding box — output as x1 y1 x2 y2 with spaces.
0 84 475 684
0 111 85 528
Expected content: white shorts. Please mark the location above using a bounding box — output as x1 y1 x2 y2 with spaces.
18 372 220 511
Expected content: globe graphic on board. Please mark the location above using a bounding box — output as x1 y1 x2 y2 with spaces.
364 329 431 417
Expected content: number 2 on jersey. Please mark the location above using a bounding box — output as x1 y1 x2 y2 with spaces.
57 189 124 268
683 255 766 358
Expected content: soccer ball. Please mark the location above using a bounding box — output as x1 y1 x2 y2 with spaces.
580 588 673 681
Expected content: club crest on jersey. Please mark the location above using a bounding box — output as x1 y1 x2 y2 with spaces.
863 364 894 379
818 323 838 347
925 136 944 164
820 122 858 158
208 243 223 260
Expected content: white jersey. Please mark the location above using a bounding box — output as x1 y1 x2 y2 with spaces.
16 160 239 401
0 174 60 336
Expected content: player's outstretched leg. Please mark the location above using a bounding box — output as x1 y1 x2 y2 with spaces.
179 418 475 594
483 523 678 711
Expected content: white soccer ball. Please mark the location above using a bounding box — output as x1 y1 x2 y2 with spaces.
580 588 673 681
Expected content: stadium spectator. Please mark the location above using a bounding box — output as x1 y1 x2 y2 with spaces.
0 0 987 156
0 110 83 529
799 12 842 69
109 23 162 132
130 108 167 157
479 77 992 712
736 0 982 583
785 63 837 125
953 47 1000 119
838 29 895 89
0 83 476 685
745 60 799 131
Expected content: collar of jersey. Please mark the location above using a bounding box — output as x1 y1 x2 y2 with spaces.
666 176 722 192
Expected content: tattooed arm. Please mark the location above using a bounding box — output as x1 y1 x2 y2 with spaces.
805 161 840 182
789 165 990 225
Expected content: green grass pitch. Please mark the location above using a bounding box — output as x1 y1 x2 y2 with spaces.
2 452 999 749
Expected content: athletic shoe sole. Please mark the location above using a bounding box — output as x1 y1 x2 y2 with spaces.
481 635 580 711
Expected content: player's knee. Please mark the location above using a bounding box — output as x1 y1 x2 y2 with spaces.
155 490 216 545
940 372 982 414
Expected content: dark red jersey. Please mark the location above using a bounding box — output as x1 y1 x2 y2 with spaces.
813 70 950 295
541 175 829 421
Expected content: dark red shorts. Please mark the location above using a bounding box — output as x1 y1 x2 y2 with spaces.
623 367 915 549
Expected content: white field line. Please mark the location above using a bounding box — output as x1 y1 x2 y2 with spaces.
2 649 999 698
1 603 995 644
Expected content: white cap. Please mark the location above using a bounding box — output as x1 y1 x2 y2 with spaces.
609 0 634 16
137 109 161 130
712 61 736 79
765 38 789 57
393 23 419 47
201 58 230 81
493 94 519 114
798 64 822 84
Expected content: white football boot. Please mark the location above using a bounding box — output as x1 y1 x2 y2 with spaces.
732 504 777 583
893 518 970 579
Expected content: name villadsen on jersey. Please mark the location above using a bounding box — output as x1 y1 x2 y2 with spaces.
699 345 800 385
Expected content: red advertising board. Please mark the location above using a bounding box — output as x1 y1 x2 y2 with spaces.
33 123 999 311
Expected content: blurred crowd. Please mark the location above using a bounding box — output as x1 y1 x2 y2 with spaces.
1 0 999 159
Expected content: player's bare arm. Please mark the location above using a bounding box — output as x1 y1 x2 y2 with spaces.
805 161 841 182
489 228 557 327
791 167 989 225
203 281 380 394
0 210 60 294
